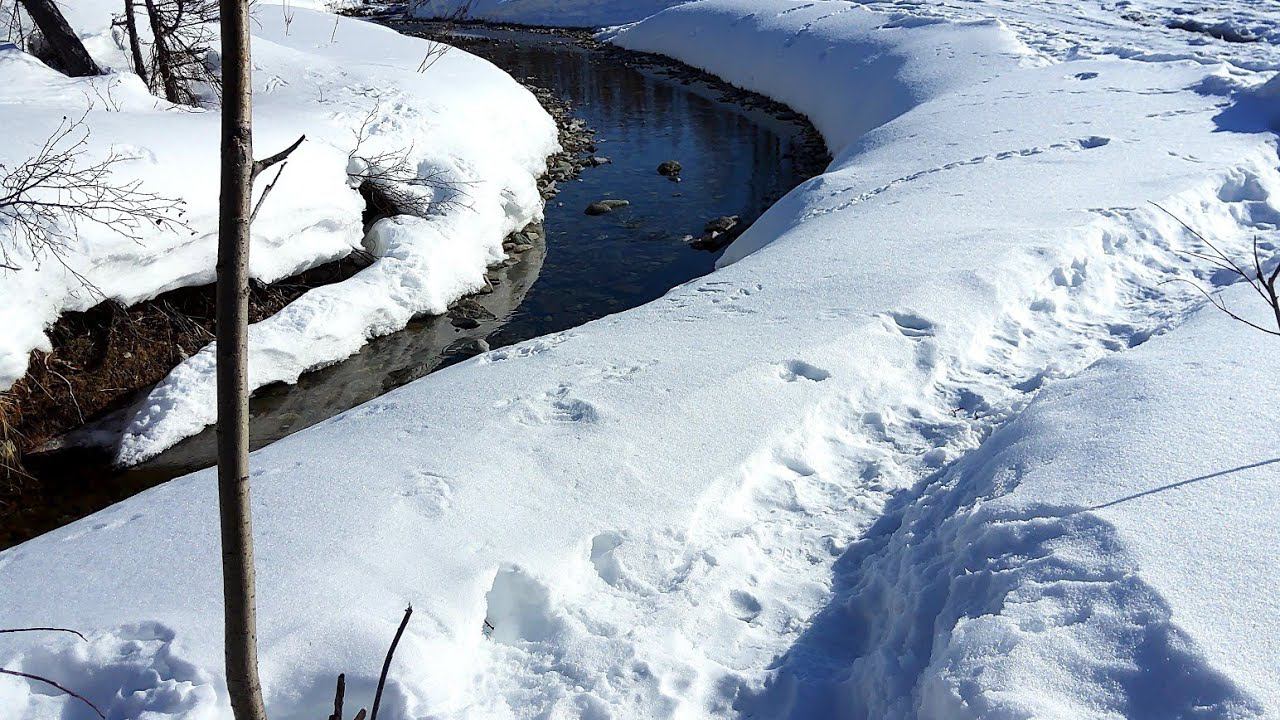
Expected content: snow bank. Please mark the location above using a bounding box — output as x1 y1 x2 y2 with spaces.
0 0 557 457
755 281 1277 717
2 0 1279 718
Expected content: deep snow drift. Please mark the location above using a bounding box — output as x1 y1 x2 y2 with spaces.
2 0 1279 718
0 0 557 461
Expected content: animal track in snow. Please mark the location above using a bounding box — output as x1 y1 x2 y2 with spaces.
806 137 1114 219
514 385 599 426
728 590 763 622
398 469 455 518
590 532 626 586
883 310 936 338
777 360 831 382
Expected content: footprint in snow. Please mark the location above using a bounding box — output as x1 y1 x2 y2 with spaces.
778 360 830 382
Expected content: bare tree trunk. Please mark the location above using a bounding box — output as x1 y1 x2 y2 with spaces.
216 0 267 719
17 0 101 77
144 0 184 103
122 0 148 85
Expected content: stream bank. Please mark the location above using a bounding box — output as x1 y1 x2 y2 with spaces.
1 20 828 549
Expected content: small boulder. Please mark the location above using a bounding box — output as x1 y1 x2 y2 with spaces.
704 215 739 234
585 199 630 215
657 160 682 177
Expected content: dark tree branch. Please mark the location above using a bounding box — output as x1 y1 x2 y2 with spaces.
1152 202 1280 337
369 605 412 720
0 626 88 641
252 135 306 178
0 668 106 719
249 160 288 225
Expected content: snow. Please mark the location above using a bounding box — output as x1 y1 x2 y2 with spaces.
2 0 1280 718
0 1 558 453
408 0 687 28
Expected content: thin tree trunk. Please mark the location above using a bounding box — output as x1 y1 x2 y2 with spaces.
17 0 101 77
123 0 148 85
216 0 267 718
143 0 183 103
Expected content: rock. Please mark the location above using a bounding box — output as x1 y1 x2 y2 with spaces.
511 243 534 253
446 337 491 357
691 216 745 251
585 199 629 215
586 156 611 166
449 297 496 329
704 215 739 234
657 160 682 177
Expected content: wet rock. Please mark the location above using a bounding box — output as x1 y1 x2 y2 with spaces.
657 160 682 177
446 337 491 357
511 243 534 253
691 215 744 251
449 297 496 329
585 199 630 215
586 156 611 166
704 215 739 234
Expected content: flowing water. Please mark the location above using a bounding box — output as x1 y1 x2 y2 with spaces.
16 22 823 546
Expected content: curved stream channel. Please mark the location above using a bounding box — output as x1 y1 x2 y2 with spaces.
16 23 825 546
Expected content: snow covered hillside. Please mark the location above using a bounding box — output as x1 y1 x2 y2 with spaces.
0 0 557 454
2 0 1279 718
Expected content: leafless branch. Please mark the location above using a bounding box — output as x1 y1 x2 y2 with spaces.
347 101 473 219
253 134 306 177
0 112 189 287
369 605 412 720
0 626 103 719
417 40 450 73
250 161 288 224
137 0 221 106
0 626 88 641
0 669 106 719
1152 202 1280 336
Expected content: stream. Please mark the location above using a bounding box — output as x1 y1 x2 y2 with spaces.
13 22 825 547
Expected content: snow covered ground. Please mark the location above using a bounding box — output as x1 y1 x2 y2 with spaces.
2 0 1280 718
0 0 556 461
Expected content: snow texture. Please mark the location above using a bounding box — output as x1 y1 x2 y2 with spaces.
2 0 1280 718
0 1 557 465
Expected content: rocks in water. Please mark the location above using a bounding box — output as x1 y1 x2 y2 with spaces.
585 198 630 215
511 243 534 253
449 297 496 329
445 337 491 358
586 156 611 167
657 160 682 178
690 215 743 251
704 215 739 234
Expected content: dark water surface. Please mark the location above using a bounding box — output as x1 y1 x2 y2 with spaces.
24 24 820 528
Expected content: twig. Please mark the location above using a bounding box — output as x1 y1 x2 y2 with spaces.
1151 201 1280 336
0 626 88 641
369 605 412 720
0 668 106 719
329 673 345 720
253 134 306 177
249 161 289 224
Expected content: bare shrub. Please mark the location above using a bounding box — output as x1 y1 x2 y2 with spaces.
347 100 472 219
1156 203 1280 336
0 112 188 282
